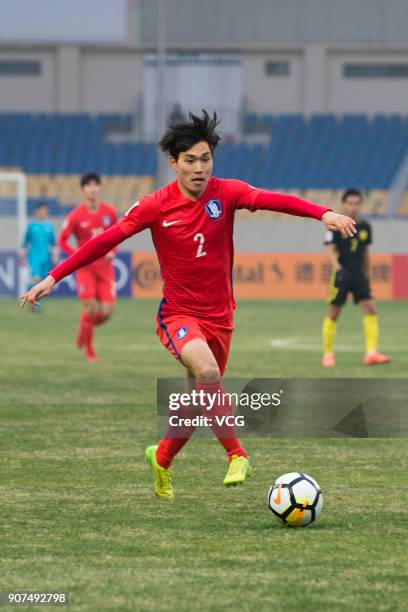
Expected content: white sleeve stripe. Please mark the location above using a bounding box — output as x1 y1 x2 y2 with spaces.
125 201 140 216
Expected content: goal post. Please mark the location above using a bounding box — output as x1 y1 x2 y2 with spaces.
0 172 27 297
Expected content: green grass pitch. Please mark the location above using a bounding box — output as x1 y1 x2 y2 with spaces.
1 298 407 611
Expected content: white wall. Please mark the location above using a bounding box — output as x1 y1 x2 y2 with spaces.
0 0 127 44
0 45 408 116
0 48 144 113
243 53 303 114
138 0 408 47
82 51 143 113
56 47 81 113
244 48 408 115
0 50 55 112
328 52 408 114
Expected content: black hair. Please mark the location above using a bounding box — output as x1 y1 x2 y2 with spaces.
159 109 221 159
35 202 48 210
342 188 363 202
80 172 101 188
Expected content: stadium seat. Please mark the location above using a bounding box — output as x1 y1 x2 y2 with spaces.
0 112 407 217
396 191 408 216
364 191 389 216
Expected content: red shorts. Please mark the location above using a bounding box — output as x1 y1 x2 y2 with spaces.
76 264 116 303
156 311 234 376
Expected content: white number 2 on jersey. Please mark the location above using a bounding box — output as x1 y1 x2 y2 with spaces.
194 233 207 258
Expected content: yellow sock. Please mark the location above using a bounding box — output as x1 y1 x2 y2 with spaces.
322 317 337 354
363 314 378 354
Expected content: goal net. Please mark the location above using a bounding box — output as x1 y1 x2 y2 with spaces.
0 172 27 298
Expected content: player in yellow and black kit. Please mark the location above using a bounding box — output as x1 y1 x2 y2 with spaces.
322 188 390 367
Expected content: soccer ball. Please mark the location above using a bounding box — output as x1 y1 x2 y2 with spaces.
268 472 323 527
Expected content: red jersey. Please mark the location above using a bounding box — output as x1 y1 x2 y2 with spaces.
50 178 330 322
59 202 117 271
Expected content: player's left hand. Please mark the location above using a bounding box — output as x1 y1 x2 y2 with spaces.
321 211 356 237
19 275 56 311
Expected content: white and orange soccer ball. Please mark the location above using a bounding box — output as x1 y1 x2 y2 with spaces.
268 472 323 527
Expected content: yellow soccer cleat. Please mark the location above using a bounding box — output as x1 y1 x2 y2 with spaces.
145 445 174 499
223 454 252 487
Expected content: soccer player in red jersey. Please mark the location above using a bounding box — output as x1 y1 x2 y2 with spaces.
21 111 356 499
58 173 117 361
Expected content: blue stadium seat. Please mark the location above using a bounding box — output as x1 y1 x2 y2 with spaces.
1 112 407 217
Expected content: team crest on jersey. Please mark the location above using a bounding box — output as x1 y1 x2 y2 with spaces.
205 199 222 220
103 215 111 226
176 326 188 339
359 229 368 242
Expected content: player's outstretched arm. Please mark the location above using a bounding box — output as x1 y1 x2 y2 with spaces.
321 211 356 238
20 275 56 310
230 181 356 235
19 224 127 310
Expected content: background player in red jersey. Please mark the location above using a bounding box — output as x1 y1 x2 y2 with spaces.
58 173 117 360
21 111 356 499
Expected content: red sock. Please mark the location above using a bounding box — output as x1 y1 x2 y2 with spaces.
196 380 247 461
156 405 196 469
79 312 94 348
156 437 191 469
92 313 110 326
